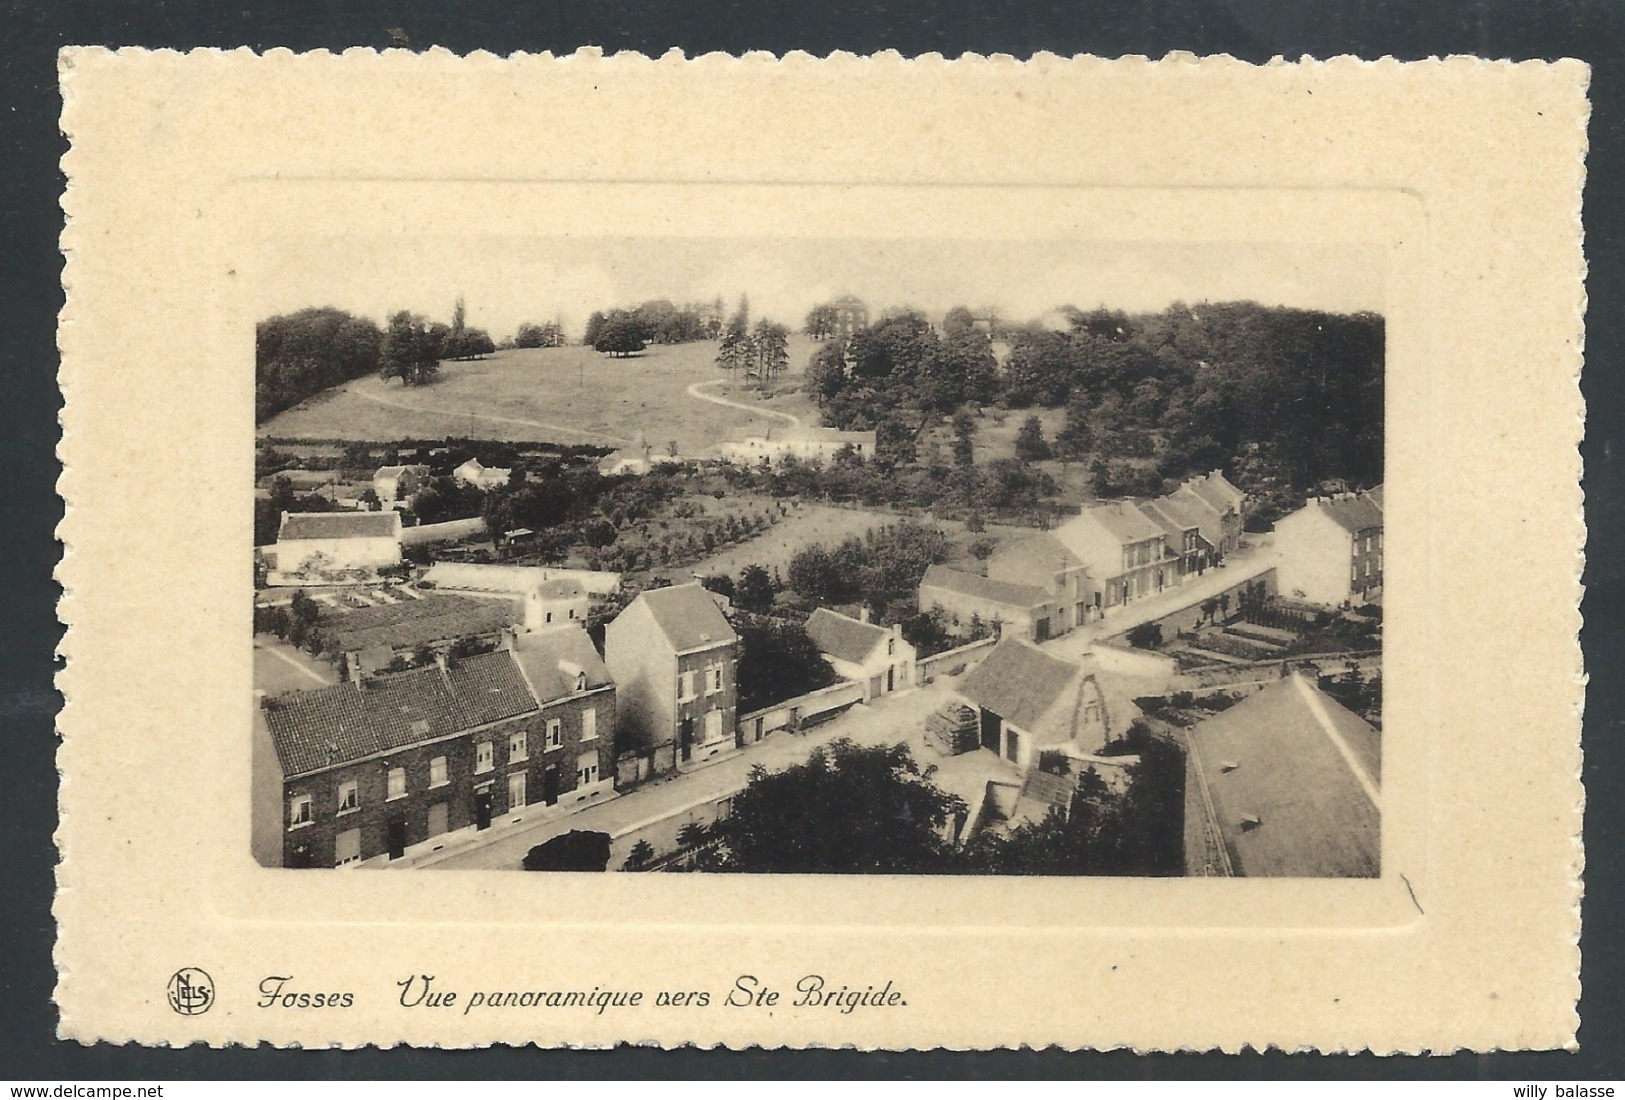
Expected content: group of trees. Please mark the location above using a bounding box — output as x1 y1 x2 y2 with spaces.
585 298 723 356
511 320 567 349
381 298 496 385
785 522 953 616
714 297 791 386
806 309 1000 447
693 730 1185 876
802 301 1383 507
255 308 384 422
253 590 328 654
254 299 502 422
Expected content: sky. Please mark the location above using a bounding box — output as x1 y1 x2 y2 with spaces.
256 236 1386 340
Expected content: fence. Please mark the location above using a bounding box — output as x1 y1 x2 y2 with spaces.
736 679 867 742
1173 648 1381 690
915 637 998 682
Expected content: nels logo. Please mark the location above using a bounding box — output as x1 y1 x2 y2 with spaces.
167 968 215 1016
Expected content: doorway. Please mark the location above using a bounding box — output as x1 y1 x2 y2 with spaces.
386 819 408 860
474 790 493 830
544 765 560 806
979 709 1000 753
680 716 694 762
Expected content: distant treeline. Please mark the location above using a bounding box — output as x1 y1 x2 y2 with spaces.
810 301 1384 511
583 298 725 355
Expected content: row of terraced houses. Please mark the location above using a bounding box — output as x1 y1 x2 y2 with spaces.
920 470 1248 641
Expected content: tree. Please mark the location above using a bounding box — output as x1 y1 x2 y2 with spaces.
676 821 710 850
733 614 839 713
623 839 655 870
951 410 977 469
700 573 736 602
735 564 775 613
515 320 566 348
380 311 440 386
752 320 790 385
255 307 383 422
593 315 646 357
711 739 964 873
522 830 613 872
1054 391 1094 463
804 303 839 339
1014 415 1052 463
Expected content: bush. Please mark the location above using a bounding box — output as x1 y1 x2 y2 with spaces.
1125 622 1164 650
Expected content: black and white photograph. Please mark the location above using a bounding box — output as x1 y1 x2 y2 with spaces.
250 236 1386 878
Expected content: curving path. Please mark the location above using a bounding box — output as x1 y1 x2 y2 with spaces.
685 379 801 428
352 384 627 443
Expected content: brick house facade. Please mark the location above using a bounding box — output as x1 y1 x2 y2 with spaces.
256 626 615 868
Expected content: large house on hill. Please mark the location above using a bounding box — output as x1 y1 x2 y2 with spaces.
269 511 402 585
604 582 739 776
805 608 915 701
254 625 615 868
1272 488 1384 607
1183 673 1380 878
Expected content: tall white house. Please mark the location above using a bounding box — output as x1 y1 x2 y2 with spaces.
1272 489 1384 607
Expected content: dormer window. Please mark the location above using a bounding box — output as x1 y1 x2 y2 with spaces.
575 670 588 693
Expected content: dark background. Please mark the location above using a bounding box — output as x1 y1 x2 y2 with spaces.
2 0 1619 1080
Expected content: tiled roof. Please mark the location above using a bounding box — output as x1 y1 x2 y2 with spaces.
1314 495 1384 534
509 624 613 703
324 593 521 654
1081 500 1167 545
638 583 738 652
805 607 889 664
958 637 1081 733
920 565 1048 609
989 533 1084 577
262 650 539 777
1186 674 1380 878
278 511 400 542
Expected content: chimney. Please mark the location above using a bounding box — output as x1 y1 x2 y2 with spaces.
859 606 871 624
434 649 449 674
344 651 362 682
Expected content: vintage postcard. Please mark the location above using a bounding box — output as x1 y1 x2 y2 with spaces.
56 51 1586 1050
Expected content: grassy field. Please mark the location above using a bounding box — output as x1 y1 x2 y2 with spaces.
257 335 824 454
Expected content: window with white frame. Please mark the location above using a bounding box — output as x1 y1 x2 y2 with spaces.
886 637 896 657
547 719 562 750
475 741 494 774
581 707 597 741
288 793 312 830
507 770 526 811
337 780 359 814
577 752 599 787
429 755 448 787
707 664 723 695
509 730 528 763
678 670 697 702
386 767 407 801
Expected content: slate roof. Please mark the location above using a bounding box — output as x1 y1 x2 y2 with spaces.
509 624 613 703
805 608 889 664
1365 484 1385 509
638 583 738 652
1313 494 1384 534
1083 500 1167 545
1136 499 1199 544
920 565 1049 609
1185 674 1380 878
535 579 585 600
1183 471 1245 514
374 464 425 480
262 650 539 777
277 512 400 542
958 638 1081 733
323 593 521 654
